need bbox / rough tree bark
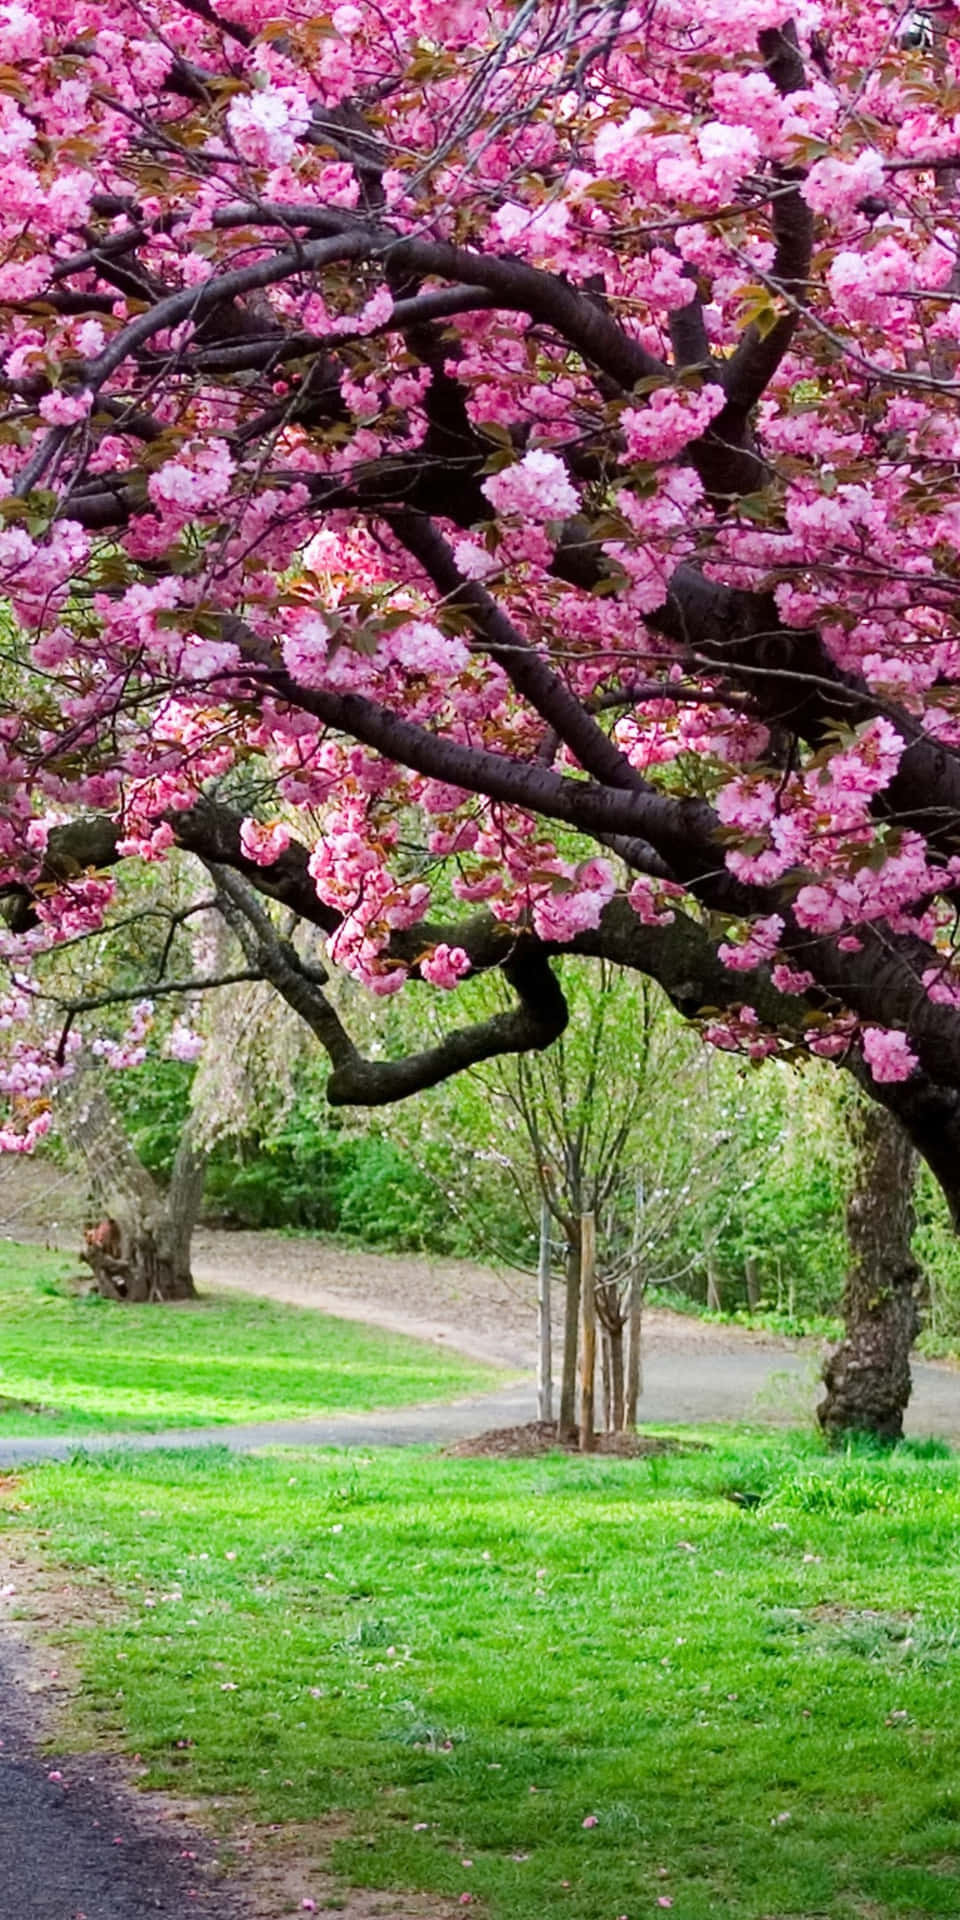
[817,1103,922,1443]
[64,1072,204,1302]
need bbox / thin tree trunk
[609,1324,625,1431]
[745,1256,760,1314]
[626,1273,643,1427]
[164,1120,208,1294]
[559,1219,581,1441]
[600,1327,612,1433]
[706,1252,722,1312]
[537,1201,553,1423]
[580,1212,597,1453]
[818,1102,922,1443]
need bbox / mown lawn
[8,1432,960,1919]
[0,1242,499,1433]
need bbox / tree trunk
[818,1102,922,1443]
[600,1327,612,1432]
[65,1070,204,1302]
[745,1255,760,1313]
[608,1323,625,1431]
[537,1201,553,1422]
[706,1254,722,1312]
[579,1212,597,1453]
[164,1123,208,1293]
[559,1219,581,1441]
[626,1273,643,1427]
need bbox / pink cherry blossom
[226,86,312,168]
[38,389,92,425]
[861,1027,918,1084]
[0,0,956,1175]
[239,818,292,867]
[482,449,579,523]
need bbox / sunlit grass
[9,1431,960,1919]
[0,1241,501,1432]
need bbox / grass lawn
[7,1432,960,1919]
[0,1241,500,1433]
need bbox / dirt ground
[0,1153,790,1375]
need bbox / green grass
[0,1242,500,1433]
[9,1431,960,1918]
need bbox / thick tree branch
[389,511,650,794]
[721,25,815,417]
[211,202,669,389]
[206,862,569,1104]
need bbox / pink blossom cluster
[2,0,960,1139]
[91,1000,154,1071]
[166,1021,205,1063]
[529,859,616,942]
[226,85,312,168]
[239,819,292,867]
[718,914,785,973]
[420,943,471,989]
[860,1027,918,1084]
[481,451,580,524]
[620,386,726,463]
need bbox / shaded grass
[8,1431,960,1918]
[0,1242,500,1432]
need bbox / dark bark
[818,1103,922,1443]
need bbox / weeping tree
[818,1100,922,1444]
[16,856,271,1301]
[65,1064,205,1301]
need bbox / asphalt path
[0,1641,234,1920]
[1,1339,960,1466]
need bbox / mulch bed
[445,1421,709,1459]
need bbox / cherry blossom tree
[3,0,960,1276]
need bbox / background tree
[10,857,250,1298]
[63,1061,205,1301]
[355,959,788,1430]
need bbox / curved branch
[211,201,668,390]
[206,861,568,1106]
[252,655,746,903]
[721,25,815,417]
[389,511,649,793]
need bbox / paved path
[0,1340,959,1466]
[0,1642,233,1919]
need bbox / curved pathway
[1,1337,959,1467]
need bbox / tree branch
[721,25,815,417]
